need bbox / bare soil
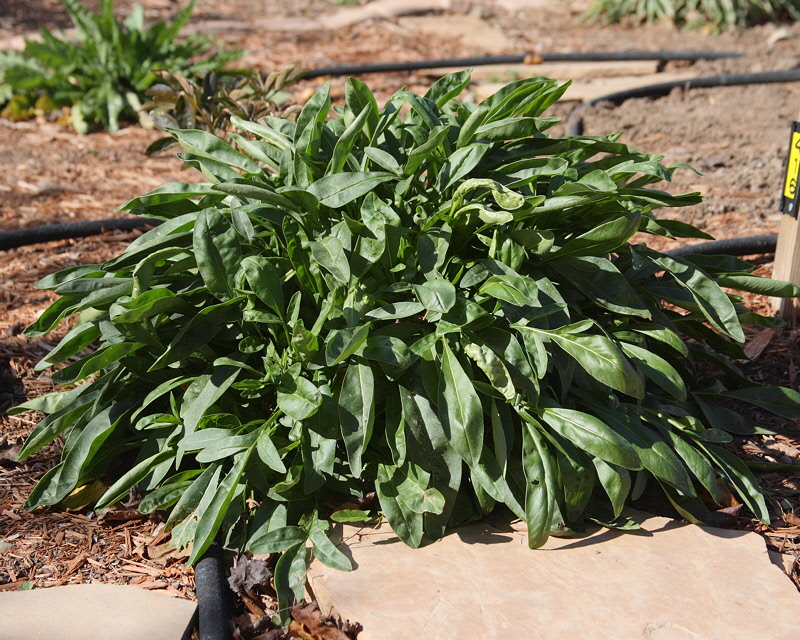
[1,0,799,629]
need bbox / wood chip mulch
[0,233,198,601]
[0,407,196,598]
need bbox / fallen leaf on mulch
[229,556,273,594]
[59,479,108,510]
[744,327,779,360]
[288,602,362,640]
[0,435,21,467]
[713,504,744,528]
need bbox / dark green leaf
[620,342,686,400]
[193,209,242,301]
[308,172,396,208]
[438,340,483,467]
[310,236,351,285]
[309,519,353,572]
[375,463,424,548]
[414,279,457,313]
[721,386,800,419]
[277,376,322,421]
[539,406,641,469]
[339,361,374,477]
[520,415,556,549]
[242,256,284,316]
[248,526,308,554]
[519,326,644,398]
[51,342,143,384]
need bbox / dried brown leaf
[289,602,362,640]
[228,555,273,594]
[782,512,800,527]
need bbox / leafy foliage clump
[142,66,306,156]
[585,0,800,29]
[0,0,240,132]
[15,71,800,609]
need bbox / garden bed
[1,0,799,629]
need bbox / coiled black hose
[304,49,743,78]
[567,68,800,136]
[0,218,161,251]
[194,541,232,640]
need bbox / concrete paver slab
[0,584,196,640]
[309,511,799,640]
[396,15,514,54]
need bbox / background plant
[142,66,306,156]
[13,70,800,614]
[0,0,240,132]
[584,0,800,29]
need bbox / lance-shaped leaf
[51,342,143,384]
[517,325,643,398]
[554,255,651,318]
[464,342,515,400]
[549,211,640,259]
[520,415,556,549]
[308,171,396,208]
[325,324,371,366]
[338,360,375,477]
[310,236,351,285]
[646,251,744,343]
[438,340,483,467]
[35,322,101,371]
[539,406,641,470]
[479,275,538,307]
[242,256,284,316]
[277,376,322,421]
[593,458,631,518]
[620,342,686,400]
[719,386,800,419]
[193,209,242,301]
[414,279,457,313]
[702,444,770,523]
[375,463,424,548]
[168,128,261,174]
[180,365,241,436]
[309,518,353,572]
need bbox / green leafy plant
[14,71,800,612]
[585,0,800,29]
[0,0,240,132]
[142,66,307,156]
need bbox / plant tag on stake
[780,121,800,217]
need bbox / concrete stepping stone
[0,583,196,640]
[308,511,799,640]
[395,15,514,54]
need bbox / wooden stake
[772,111,800,323]
[772,215,800,322]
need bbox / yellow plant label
[784,131,800,200]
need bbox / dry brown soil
[1,0,799,629]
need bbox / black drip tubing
[1,214,778,259]
[194,541,232,640]
[665,234,779,258]
[567,67,800,136]
[0,217,161,251]
[304,49,743,79]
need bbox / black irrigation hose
[0,217,161,251]
[1,214,776,259]
[304,49,743,79]
[665,234,779,258]
[194,541,232,640]
[567,68,800,136]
